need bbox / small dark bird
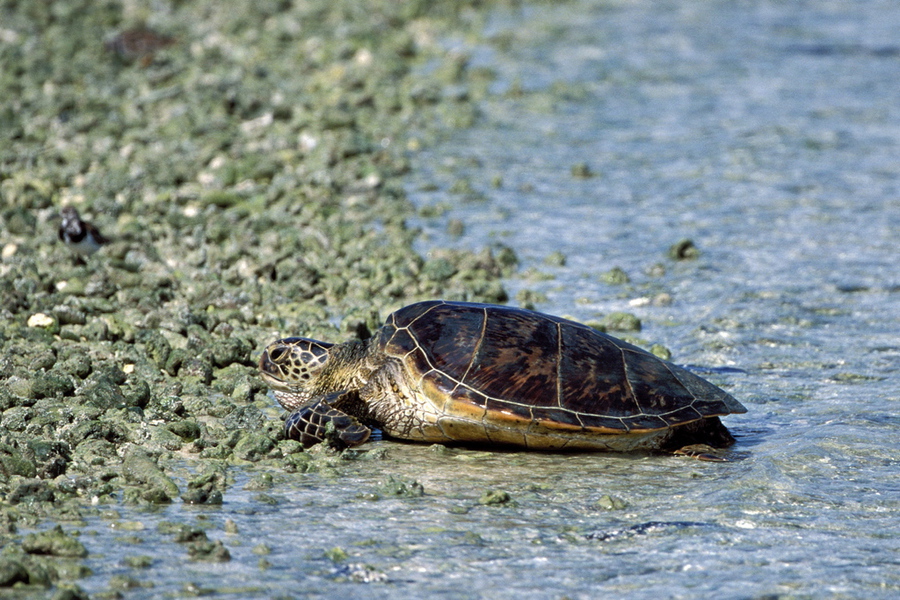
[58,206,109,256]
[105,27,176,65]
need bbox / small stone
[181,487,223,505]
[27,313,59,333]
[600,267,630,285]
[107,574,143,590]
[50,584,91,600]
[669,238,700,260]
[652,292,673,306]
[599,312,642,332]
[335,563,388,583]
[594,494,628,510]
[7,479,53,503]
[122,451,180,500]
[173,525,208,543]
[570,162,594,178]
[232,431,276,462]
[142,486,175,504]
[478,490,511,506]
[243,472,275,491]
[0,558,29,587]
[110,521,145,531]
[252,543,271,555]
[123,555,153,568]
[446,219,465,237]
[646,263,667,277]
[324,547,348,562]
[166,420,201,442]
[187,539,231,562]
[649,344,672,360]
[22,525,88,558]
[252,493,280,505]
[543,251,566,267]
[377,475,424,498]
[516,289,548,310]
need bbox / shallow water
[68,0,899,597]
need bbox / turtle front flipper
[285,393,371,449]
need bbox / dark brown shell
[377,300,745,433]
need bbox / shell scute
[557,323,640,419]
[466,308,560,409]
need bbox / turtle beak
[258,346,286,387]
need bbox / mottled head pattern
[258,337,334,409]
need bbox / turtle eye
[267,346,287,362]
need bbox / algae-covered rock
[377,475,424,498]
[65,419,128,448]
[7,480,55,504]
[210,336,253,368]
[121,451,180,502]
[121,379,151,410]
[78,373,127,410]
[0,443,37,480]
[166,419,202,442]
[181,469,227,505]
[594,495,628,510]
[478,490,512,506]
[0,557,29,587]
[1,407,33,433]
[600,267,630,285]
[599,312,642,332]
[232,432,277,462]
[51,584,91,600]
[669,238,700,260]
[123,555,153,569]
[172,525,209,544]
[649,343,672,361]
[146,425,186,452]
[181,357,214,386]
[138,330,172,369]
[22,525,88,558]
[25,440,70,479]
[57,352,92,380]
[187,540,231,562]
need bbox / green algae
[477,489,513,506]
[22,526,88,559]
[598,311,642,332]
[0,0,536,593]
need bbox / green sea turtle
[259,300,746,452]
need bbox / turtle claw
[673,444,729,462]
[285,400,371,449]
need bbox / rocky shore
[0,0,517,594]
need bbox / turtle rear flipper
[285,397,371,449]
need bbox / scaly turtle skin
[259,300,746,452]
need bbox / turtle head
[259,337,334,410]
